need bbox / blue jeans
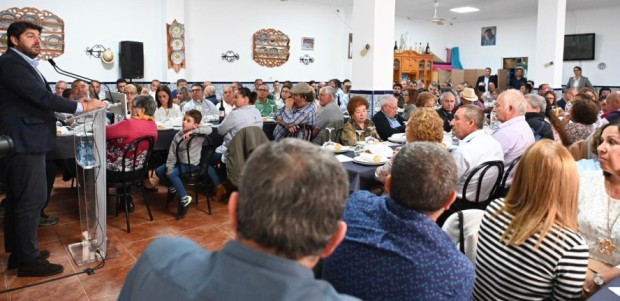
[207,152,223,186]
[155,163,200,199]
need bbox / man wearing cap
[254,84,277,117]
[459,88,483,109]
[372,96,405,141]
[273,83,317,141]
[0,21,106,277]
[311,86,344,145]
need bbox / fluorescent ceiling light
[450,6,479,13]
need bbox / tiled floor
[0,175,232,300]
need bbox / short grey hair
[320,86,336,100]
[500,89,527,115]
[524,93,547,112]
[236,139,349,260]
[390,142,458,211]
[440,91,456,102]
[458,105,484,129]
[381,96,398,107]
[133,95,157,116]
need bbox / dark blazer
[372,110,405,141]
[475,75,498,93]
[0,48,78,153]
[566,77,593,90]
[525,112,554,140]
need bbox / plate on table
[323,143,349,154]
[388,133,406,143]
[353,155,388,166]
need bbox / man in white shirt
[312,86,344,145]
[220,85,235,114]
[182,83,218,115]
[450,105,504,203]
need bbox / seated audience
[182,83,218,115]
[602,91,620,124]
[449,105,503,205]
[401,88,419,121]
[119,139,359,301]
[566,96,599,144]
[579,121,620,298]
[558,87,577,110]
[375,108,444,183]
[492,90,535,185]
[209,87,262,202]
[155,110,211,218]
[312,86,344,145]
[372,96,405,141]
[323,142,474,301]
[475,140,588,300]
[524,94,554,140]
[275,85,290,109]
[543,97,571,146]
[273,83,317,141]
[106,95,159,212]
[254,83,277,117]
[437,92,457,132]
[341,96,381,146]
[153,85,182,123]
[175,86,189,108]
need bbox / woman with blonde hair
[474,140,588,300]
[375,107,443,183]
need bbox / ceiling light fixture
[450,6,479,13]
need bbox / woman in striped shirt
[474,140,589,300]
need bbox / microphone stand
[48,59,113,101]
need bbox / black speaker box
[119,41,144,79]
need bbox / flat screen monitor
[563,33,595,61]
[105,91,128,116]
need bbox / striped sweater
[474,199,588,300]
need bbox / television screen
[563,33,595,61]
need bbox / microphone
[48,59,113,101]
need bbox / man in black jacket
[475,67,498,93]
[372,96,405,141]
[524,94,554,140]
[0,22,106,277]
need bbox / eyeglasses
[190,89,202,93]
[124,91,136,95]
[386,105,398,110]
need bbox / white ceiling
[290,0,620,24]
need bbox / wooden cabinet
[393,50,434,88]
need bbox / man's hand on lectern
[81,98,108,112]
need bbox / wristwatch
[594,273,606,286]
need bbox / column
[533,0,566,89]
[350,0,396,115]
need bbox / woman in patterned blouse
[340,96,381,146]
[566,93,599,144]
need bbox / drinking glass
[355,129,364,142]
[269,104,276,118]
[354,142,365,157]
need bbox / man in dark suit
[372,96,405,141]
[0,22,106,277]
[475,67,498,93]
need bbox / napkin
[365,144,394,158]
[609,287,620,296]
[389,133,406,142]
[359,153,383,163]
[336,155,354,163]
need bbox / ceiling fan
[408,0,452,26]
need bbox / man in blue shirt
[119,139,359,301]
[323,142,475,301]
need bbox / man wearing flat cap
[273,83,317,141]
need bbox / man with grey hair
[220,85,235,114]
[372,96,405,140]
[323,142,475,300]
[55,80,68,96]
[448,105,503,211]
[437,91,457,132]
[558,87,577,110]
[428,81,440,97]
[492,90,535,185]
[204,84,218,105]
[120,139,358,301]
[312,86,344,144]
[524,94,554,140]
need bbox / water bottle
[490,112,500,131]
[84,140,96,167]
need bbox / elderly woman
[154,85,182,124]
[107,95,159,211]
[341,96,381,146]
[579,121,620,298]
[273,83,317,141]
[375,108,444,183]
[566,96,599,144]
[475,140,588,300]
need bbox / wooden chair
[106,136,155,233]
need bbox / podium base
[68,240,121,266]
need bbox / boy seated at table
[155,109,211,218]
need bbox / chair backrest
[500,155,522,192]
[461,160,504,204]
[286,123,313,141]
[175,134,207,178]
[226,126,269,187]
[111,135,155,184]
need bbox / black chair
[335,128,344,144]
[495,155,522,198]
[165,135,213,217]
[106,136,155,233]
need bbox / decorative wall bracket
[299,54,314,65]
[221,51,239,63]
[85,44,106,58]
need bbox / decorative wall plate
[45,35,62,49]
[171,50,184,65]
[170,38,184,51]
[0,34,6,48]
[0,12,16,27]
[169,23,184,38]
[252,28,290,68]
